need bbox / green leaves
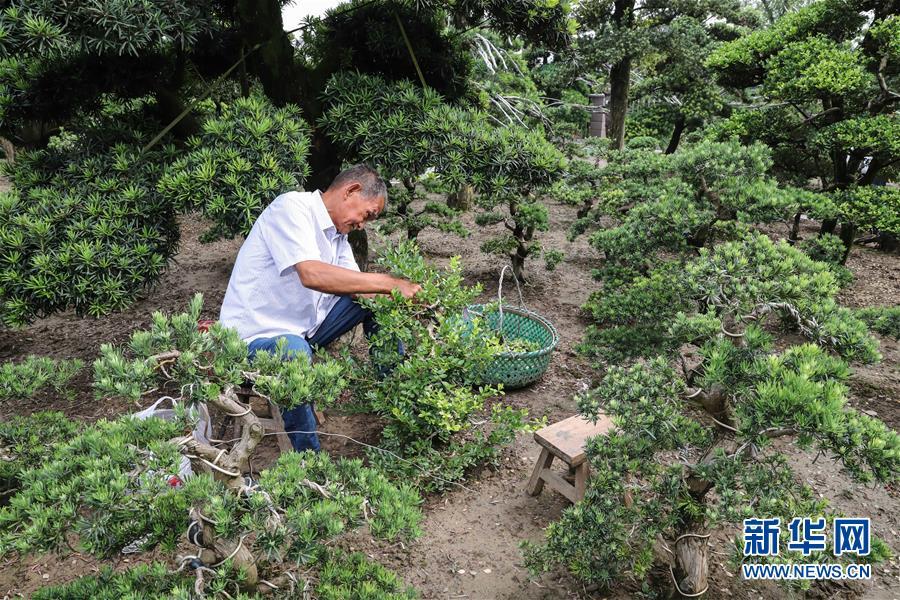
[351,242,526,490]
[764,37,868,100]
[855,305,900,340]
[94,294,350,412]
[706,0,866,88]
[0,355,82,402]
[360,242,500,441]
[251,343,347,411]
[157,95,312,241]
[0,415,184,557]
[320,72,479,239]
[0,131,178,327]
[0,1,213,61]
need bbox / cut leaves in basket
[498,336,542,354]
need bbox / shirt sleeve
[260,197,322,276]
[335,236,360,272]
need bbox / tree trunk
[665,114,686,155]
[672,532,710,598]
[179,386,263,491]
[447,184,474,211]
[876,231,898,252]
[789,211,802,243]
[510,252,526,283]
[349,230,369,271]
[839,221,856,264]
[234,0,299,106]
[192,506,259,589]
[608,57,631,151]
[153,86,200,138]
[820,218,838,235]
[607,0,635,151]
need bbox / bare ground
[1,200,899,599]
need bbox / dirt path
[2,200,899,599]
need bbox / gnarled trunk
[673,532,710,598]
[447,184,474,211]
[178,385,264,491]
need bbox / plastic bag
[133,396,213,481]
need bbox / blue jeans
[247,295,377,452]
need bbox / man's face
[335,185,384,235]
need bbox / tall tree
[575,0,756,149]
[707,0,900,255]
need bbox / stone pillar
[588,93,607,138]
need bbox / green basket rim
[467,303,559,359]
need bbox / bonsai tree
[527,234,896,596]
[581,233,880,366]
[0,295,422,595]
[157,94,312,241]
[571,138,825,277]
[706,0,900,256]
[318,72,480,240]
[470,124,566,281]
[525,342,898,596]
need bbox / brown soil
[1,200,899,600]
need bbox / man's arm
[295,261,421,298]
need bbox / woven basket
[468,303,559,389]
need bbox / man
[220,164,420,452]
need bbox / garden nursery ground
[1,192,899,600]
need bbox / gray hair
[327,164,388,204]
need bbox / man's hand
[394,279,422,299]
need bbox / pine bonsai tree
[157,94,312,241]
[470,124,566,281]
[581,233,880,365]
[0,0,215,141]
[0,295,422,595]
[572,138,823,276]
[706,0,900,256]
[318,72,480,240]
[525,342,898,595]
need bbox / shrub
[0,355,82,401]
[157,94,312,241]
[320,72,565,278]
[0,137,178,326]
[35,550,418,600]
[31,563,193,600]
[856,306,900,340]
[833,185,900,249]
[705,1,900,259]
[685,234,880,363]
[357,242,529,491]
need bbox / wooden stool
[233,386,326,455]
[527,414,614,503]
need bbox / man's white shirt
[219,190,359,342]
